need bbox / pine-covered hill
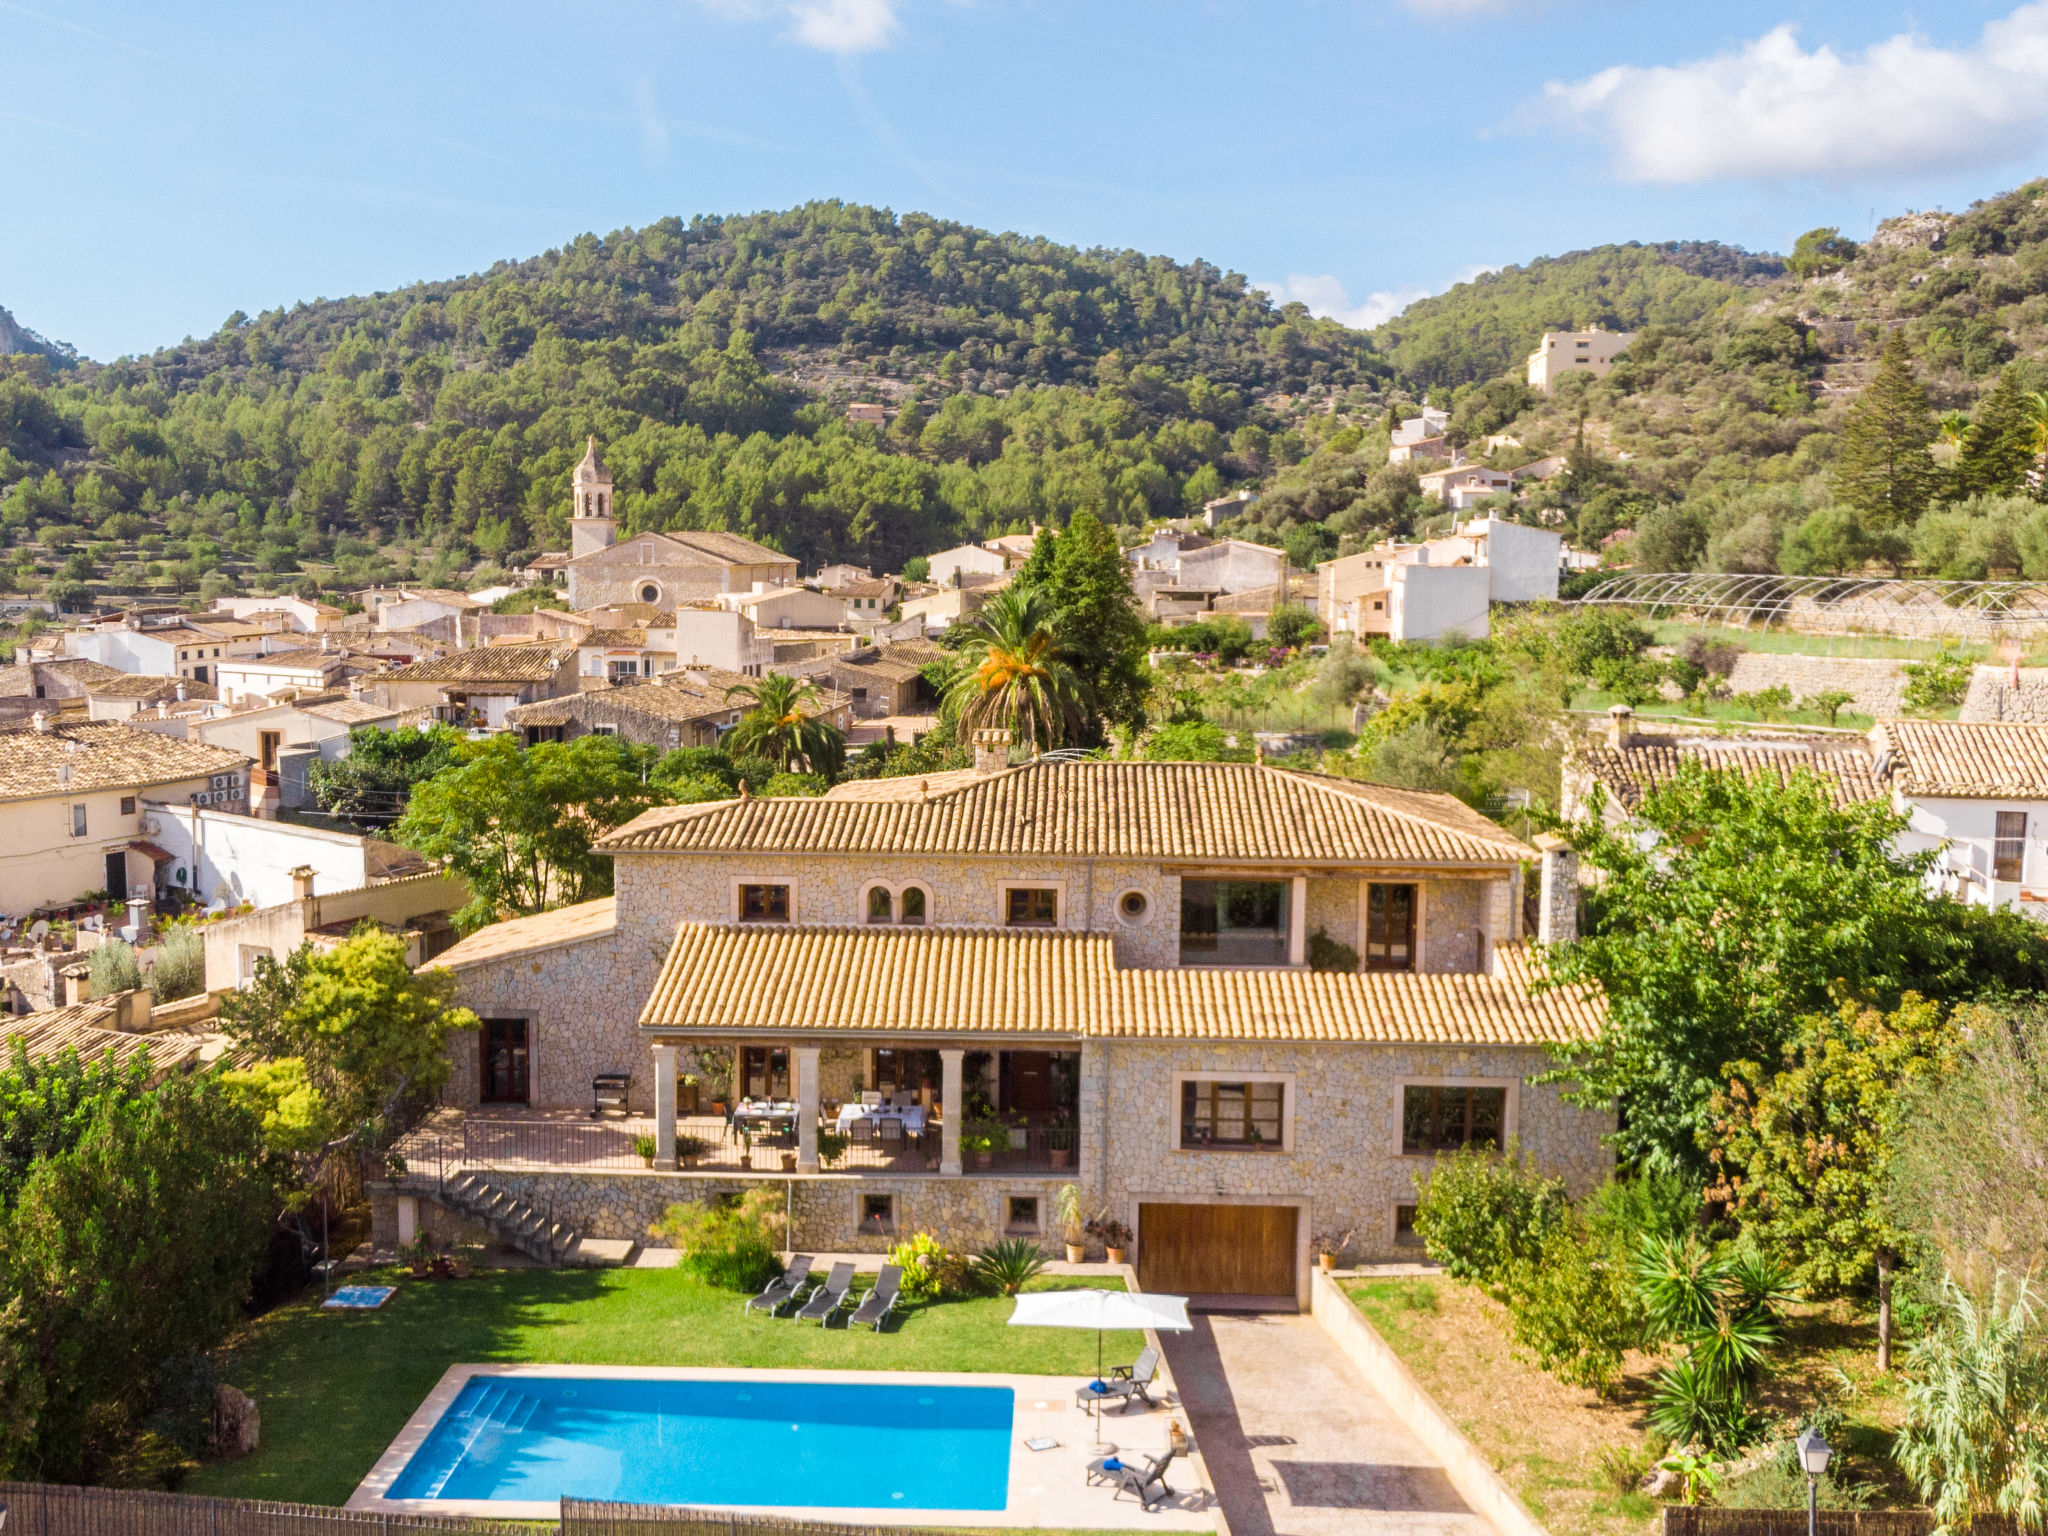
[0,202,1394,599]
[1370,241,1785,393]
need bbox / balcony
[392,1108,1077,1181]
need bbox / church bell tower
[570,436,616,559]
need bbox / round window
[1117,889,1150,924]
[639,583,661,604]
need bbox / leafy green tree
[1138,719,1251,762]
[0,1059,280,1478]
[1413,1143,1568,1285]
[1012,510,1148,737]
[219,928,478,1169]
[1497,1212,1646,1397]
[307,723,464,828]
[723,673,847,778]
[1951,369,2036,498]
[1545,763,2048,1172]
[945,585,1090,751]
[87,939,141,996]
[1266,603,1322,650]
[393,734,660,923]
[1894,1274,2048,1536]
[1785,227,1862,278]
[1830,330,1941,528]
[1711,996,1953,1369]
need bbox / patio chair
[795,1261,855,1325]
[1077,1345,1160,1414]
[848,1264,901,1332]
[744,1255,814,1316]
[849,1117,874,1145]
[1086,1447,1177,1510]
[878,1117,906,1150]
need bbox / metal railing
[958,1119,1076,1174]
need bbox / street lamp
[1796,1426,1833,1536]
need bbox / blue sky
[7,0,2048,361]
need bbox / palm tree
[723,673,846,778]
[1936,409,1971,450]
[2022,391,2048,492]
[945,585,1090,751]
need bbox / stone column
[940,1048,964,1176]
[796,1045,821,1171]
[653,1043,676,1164]
[1288,875,1308,966]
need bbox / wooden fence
[1662,1509,2017,1536]
[0,1482,532,1535]
[0,1485,901,1536]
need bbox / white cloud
[1545,2,2048,182]
[1259,268,1498,330]
[696,0,898,52]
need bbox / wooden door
[480,1019,530,1104]
[1003,1051,1055,1115]
[1137,1203,1297,1300]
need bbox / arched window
[866,886,893,923]
[899,886,927,925]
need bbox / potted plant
[1047,1111,1075,1170]
[399,1232,435,1278]
[739,1130,755,1169]
[780,1147,798,1172]
[679,1072,701,1116]
[1086,1215,1132,1266]
[817,1131,849,1169]
[674,1133,710,1169]
[961,1127,1002,1170]
[1054,1183,1087,1263]
[631,1132,658,1169]
[1312,1228,1354,1272]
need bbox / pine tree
[1831,330,1940,528]
[1952,367,2034,499]
[1013,510,1149,742]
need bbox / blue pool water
[387,1376,1014,1510]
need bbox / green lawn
[188,1266,1145,1509]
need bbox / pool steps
[413,1384,544,1500]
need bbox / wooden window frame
[1364,882,1420,973]
[1172,1070,1294,1153]
[733,879,795,923]
[1994,810,2028,883]
[1000,882,1061,928]
[1395,1078,1517,1157]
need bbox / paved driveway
[1159,1311,1500,1536]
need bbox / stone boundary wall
[1310,1267,1551,1536]
[1961,665,2048,723]
[1724,654,1905,717]
[458,1169,1085,1251]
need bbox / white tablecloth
[834,1104,928,1135]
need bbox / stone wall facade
[1961,665,2048,723]
[1724,654,1905,718]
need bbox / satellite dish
[28,921,49,940]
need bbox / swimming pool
[385,1374,1014,1511]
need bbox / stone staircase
[438,1171,630,1267]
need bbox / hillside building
[1527,329,1636,392]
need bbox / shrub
[1498,1216,1646,1398]
[972,1237,1048,1296]
[1903,653,1973,712]
[1413,1143,1567,1285]
[1594,1443,1653,1496]
[886,1231,965,1303]
[88,939,142,996]
[654,1188,783,1292]
[816,1131,849,1168]
[150,924,205,1001]
[1307,928,1359,973]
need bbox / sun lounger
[1076,1344,1160,1414]
[795,1261,854,1325]
[1087,1446,1177,1510]
[848,1264,901,1331]
[744,1255,814,1316]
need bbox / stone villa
[403,737,1610,1307]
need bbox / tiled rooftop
[600,759,1533,866]
[1873,719,2048,798]
[374,643,577,685]
[1573,733,1886,810]
[0,720,249,802]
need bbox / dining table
[733,1099,800,1139]
[833,1101,929,1136]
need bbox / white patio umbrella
[1009,1288,1192,1450]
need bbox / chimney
[1606,702,1635,750]
[31,711,49,734]
[115,988,153,1033]
[290,865,316,903]
[175,682,186,702]
[1534,833,1579,945]
[972,728,1013,776]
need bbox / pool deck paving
[348,1362,1220,1529]
[1159,1311,1501,1536]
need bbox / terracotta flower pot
[1106,1246,1127,1265]
[1065,1243,1086,1264]
[1319,1252,1338,1271]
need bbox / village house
[0,716,250,917]
[1527,328,1636,392]
[507,673,750,750]
[1318,516,1563,644]
[365,643,581,729]
[399,740,1611,1304]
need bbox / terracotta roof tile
[1872,720,2048,798]
[633,924,1597,1045]
[374,643,577,685]
[432,897,616,970]
[1574,734,1885,810]
[602,760,1532,866]
[0,1002,210,1075]
[0,720,248,802]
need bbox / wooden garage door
[1137,1203,1297,1299]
